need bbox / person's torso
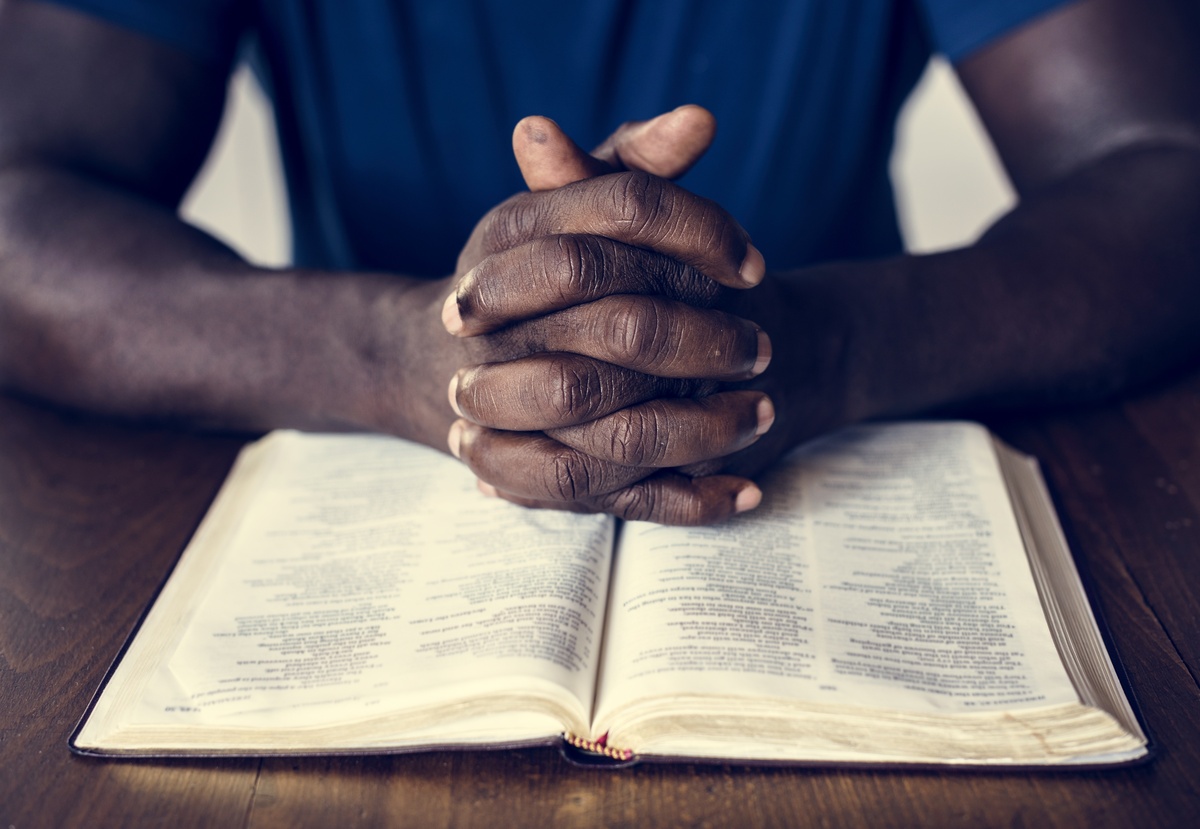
[250,0,930,274]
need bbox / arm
[0,2,446,440]
[0,3,768,523]
[726,0,1200,475]
[815,0,1200,430]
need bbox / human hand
[441,108,776,524]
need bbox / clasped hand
[441,108,776,525]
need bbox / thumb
[513,105,717,192]
[593,104,716,180]
[512,115,610,192]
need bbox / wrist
[737,258,946,453]
[352,273,462,449]
[175,265,455,444]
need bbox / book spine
[563,732,634,761]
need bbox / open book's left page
[74,431,614,754]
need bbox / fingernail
[442,291,464,335]
[751,328,772,376]
[447,373,463,416]
[755,396,775,436]
[738,244,765,287]
[735,484,762,513]
[447,419,466,458]
[477,479,498,498]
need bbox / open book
[72,422,1148,766]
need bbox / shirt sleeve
[917,0,1078,62]
[37,0,249,67]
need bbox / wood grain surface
[3,377,1199,829]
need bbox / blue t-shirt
[49,0,1070,275]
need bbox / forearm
[0,163,451,442]
[803,144,1200,427]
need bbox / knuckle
[602,479,711,525]
[605,300,670,366]
[607,170,675,240]
[604,172,744,274]
[543,234,610,304]
[606,477,728,526]
[607,407,667,467]
[543,359,602,424]
[546,449,593,501]
[480,192,539,254]
[604,484,657,523]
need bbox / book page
[593,422,1079,730]
[91,432,613,738]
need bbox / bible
[71,421,1148,766]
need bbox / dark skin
[1,0,1198,525]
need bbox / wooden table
[4,377,1200,829]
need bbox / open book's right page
[592,422,1110,763]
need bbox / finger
[513,116,610,191]
[513,106,717,193]
[445,234,723,336]
[472,171,765,290]
[590,104,716,180]
[545,391,775,468]
[475,294,771,381]
[448,420,649,501]
[449,353,706,431]
[535,295,768,379]
[484,471,763,526]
